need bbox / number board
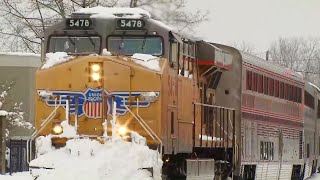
[66,18,93,29]
[117,19,145,29]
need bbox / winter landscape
[0,0,320,180]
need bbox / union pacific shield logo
[83,89,103,119]
[37,89,160,118]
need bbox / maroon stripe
[241,107,303,122]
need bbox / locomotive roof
[74,6,151,19]
[240,51,304,83]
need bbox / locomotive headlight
[89,62,102,82]
[91,64,101,72]
[118,126,128,136]
[91,73,101,81]
[52,124,63,135]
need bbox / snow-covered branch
[0,81,33,139]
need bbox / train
[27,6,320,180]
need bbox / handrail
[27,97,65,164]
[120,97,162,156]
[136,99,162,156]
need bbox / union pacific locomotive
[28,7,320,180]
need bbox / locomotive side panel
[212,44,242,176]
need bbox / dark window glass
[305,91,315,109]
[258,74,263,93]
[280,82,284,99]
[275,80,279,97]
[253,73,258,92]
[298,88,302,103]
[49,36,101,54]
[108,36,163,56]
[284,84,288,100]
[264,76,268,95]
[269,78,274,96]
[246,71,252,90]
[293,86,297,102]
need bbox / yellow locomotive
[29,7,236,179]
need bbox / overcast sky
[187,0,320,53]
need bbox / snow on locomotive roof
[240,51,304,82]
[75,6,151,19]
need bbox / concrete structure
[0,52,41,137]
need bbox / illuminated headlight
[118,126,128,136]
[91,64,101,72]
[52,124,63,135]
[91,73,101,81]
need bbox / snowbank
[199,134,222,141]
[76,6,151,19]
[102,48,112,56]
[0,172,33,180]
[53,121,78,138]
[0,110,8,116]
[41,52,74,69]
[131,53,161,71]
[30,134,162,180]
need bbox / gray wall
[0,53,41,138]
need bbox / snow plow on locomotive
[27,7,238,180]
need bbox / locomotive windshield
[48,36,101,54]
[107,36,163,56]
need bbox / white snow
[0,172,33,180]
[36,135,54,157]
[0,110,8,116]
[149,19,173,31]
[76,6,151,19]
[131,53,161,71]
[199,134,222,141]
[140,92,158,102]
[41,52,74,69]
[295,71,304,78]
[102,48,112,56]
[131,131,146,145]
[309,173,320,179]
[52,121,78,138]
[38,90,53,98]
[184,70,189,77]
[29,134,162,180]
[0,91,7,98]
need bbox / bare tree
[269,37,320,85]
[233,41,257,54]
[0,0,208,53]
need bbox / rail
[193,102,236,176]
[27,97,66,164]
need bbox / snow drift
[30,134,162,180]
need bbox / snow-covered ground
[0,172,32,180]
[0,132,162,180]
[2,171,320,180]
[308,173,320,179]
